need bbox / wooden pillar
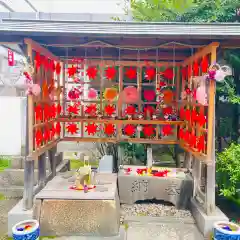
[205,45,218,215]
[48,146,57,177]
[38,152,46,188]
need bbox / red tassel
[201,56,209,73]
[181,67,187,80]
[188,65,192,79]
[193,61,199,76]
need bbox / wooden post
[38,152,46,188]
[23,43,35,210]
[48,146,57,177]
[205,45,218,215]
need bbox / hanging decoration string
[44,40,205,52]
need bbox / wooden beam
[62,59,180,67]
[181,42,220,67]
[62,137,178,145]
[58,117,184,125]
[24,38,60,61]
[60,54,186,61]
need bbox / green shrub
[216,143,240,197]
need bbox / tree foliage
[130,0,239,22]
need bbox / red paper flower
[201,56,209,73]
[144,106,155,117]
[105,67,116,80]
[67,123,79,134]
[159,81,167,87]
[68,104,79,115]
[55,122,61,135]
[85,104,97,116]
[193,61,199,76]
[125,105,136,115]
[57,104,62,115]
[143,90,155,102]
[68,88,81,100]
[85,123,98,135]
[179,127,184,140]
[143,125,155,137]
[162,68,174,80]
[104,124,115,136]
[163,107,172,115]
[162,125,173,136]
[43,104,50,121]
[86,66,98,79]
[35,105,42,121]
[50,124,56,138]
[68,66,77,77]
[189,132,197,148]
[44,58,49,71]
[197,111,206,126]
[188,65,192,78]
[55,63,61,75]
[183,130,190,143]
[179,107,185,120]
[125,67,137,80]
[145,68,156,80]
[191,109,198,122]
[197,135,205,152]
[35,129,42,147]
[34,52,41,69]
[185,88,191,95]
[185,109,191,121]
[105,105,115,116]
[43,127,50,142]
[51,61,55,72]
[124,124,135,136]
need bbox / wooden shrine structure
[2,19,240,217]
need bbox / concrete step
[0,185,23,198]
[0,169,50,186]
[10,156,51,170]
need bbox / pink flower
[88,88,98,99]
[122,86,139,104]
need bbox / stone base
[33,174,120,237]
[190,198,229,237]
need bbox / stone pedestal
[33,174,120,237]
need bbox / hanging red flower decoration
[125,67,137,80]
[105,67,116,80]
[55,122,61,135]
[162,125,173,136]
[34,52,41,69]
[143,89,156,102]
[197,111,206,127]
[125,105,136,115]
[185,109,191,121]
[192,89,197,100]
[66,123,79,134]
[68,88,81,100]
[104,124,115,136]
[162,68,174,80]
[44,58,49,71]
[163,107,172,115]
[159,81,167,87]
[51,61,55,72]
[85,104,97,116]
[105,105,116,116]
[201,56,209,73]
[35,129,43,147]
[50,104,57,118]
[179,107,185,120]
[193,61,199,76]
[179,127,184,140]
[57,104,62,115]
[124,124,135,136]
[35,105,42,121]
[191,109,198,122]
[68,104,79,115]
[43,104,50,121]
[197,135,205,152]
[68,66,77,77]
[189,132,197,148]
[55,63,61,75]
[144,106,155,117]
[50,124,56,138]
[145,68,156,81]
[85,123,98,135]
[183,130,190,143]
[143,125,155,137]
[185,87,191,95]
[86,66,98,80]
[43,127,50,142]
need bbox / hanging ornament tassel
[201,56,209,73]
[193,61,199,76]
